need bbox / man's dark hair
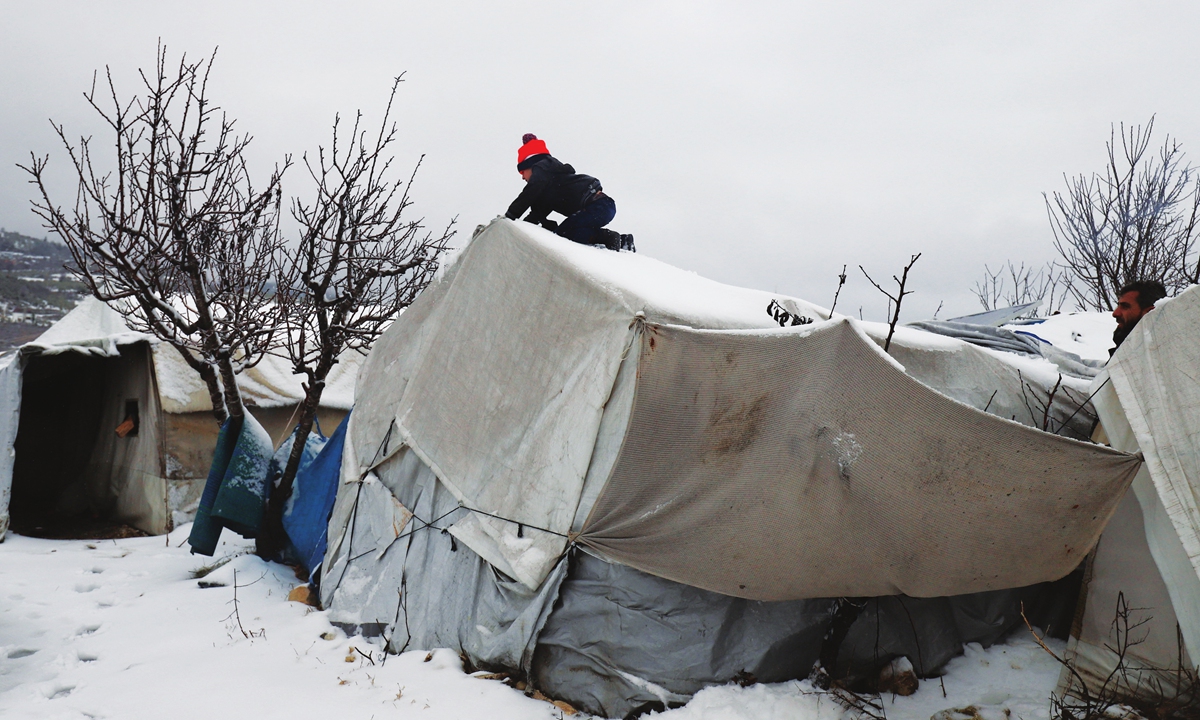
[1118,279,1168,308]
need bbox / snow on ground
[0,528,562,720]
[2,525,1065,720]
[649,635,1063,720]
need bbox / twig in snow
[225,568,267,639]
[860,253,922,353]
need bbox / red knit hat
[517,133,549,168]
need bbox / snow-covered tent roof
[330,218,1139,596]
[322,219,1152,715]
[15,296,361,411]
[0,296,364,540]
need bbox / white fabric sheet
[1093,285,1200,663]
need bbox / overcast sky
[3,1,1199,320]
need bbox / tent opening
[8,351,134,538]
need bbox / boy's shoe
[619,234,636,252]
[593,229,622,251]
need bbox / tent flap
[579,320,1141,600]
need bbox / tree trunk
[197,363,229,425]
[216,350,245,422]
[256,378,326,562]
[171,343,229,425]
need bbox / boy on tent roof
[505,134,635,252]
[1111,279,1167,355]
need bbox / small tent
[321,219,1141,716]
[0,298,361,539]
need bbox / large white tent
[0,297,361,538]
[321,219,1143,715]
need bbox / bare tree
[1047,117,1200,311]
[261,76,455,558]
[21,44,287,425]
[972,261,1072,316]
[860,253,921,353]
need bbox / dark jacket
[506,155,601,225]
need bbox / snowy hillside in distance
[0,527,1064,720]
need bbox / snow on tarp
[11,295,365,413]
[188,413,274,555]
[24,296,151,356]
[152,340,363,413]
[340,218,1141,596]
[1004,312,1117,362]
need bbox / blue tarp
[188,413,274,555]
[267,420,328,505]
[284,411,350,580]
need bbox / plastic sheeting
[188,413,273,555]
[1103,285,1200,657]
[323,446,564,674]
[284,413,347,578]
[1064,287,1200,697]
[907,319,1103,381]
[578,320,1140,599]
[536,553,1081,718]
[385,225,632,589]
[322,445,1085,718]
[342,219,1133,593]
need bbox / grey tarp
[323,441,1080,719]
[533,552,1080,718]
[578,320,1141,599]
[907,319,1104,381]
[907,319,1046,356]
[323,444,566,674]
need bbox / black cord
[1054,377,1110,437]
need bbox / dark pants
[557,196,616,245]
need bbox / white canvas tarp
[336,218,1140,597]
[577,319,1139,599]
[1067,285,1200,689]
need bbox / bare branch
[860,253,921,353]
[21,44,288,424]
[260,75,454,560]
[1047,117,1200,311]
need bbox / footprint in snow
[7,648,38,659]
[75,624,101,636]
[77,651,98,662]
[46,685,75,699]
[75,583,99,593]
